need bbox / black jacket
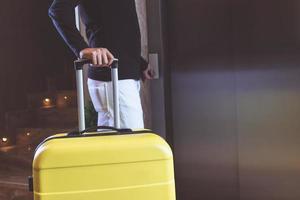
[48,0,148,81]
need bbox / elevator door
[166,0,300,200]
[166,1,239,199]
[235,1,300,200]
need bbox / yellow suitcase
[29,60,176,199]
[31,129,176,200]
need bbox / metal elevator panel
[164,0,300,199]
[165,0,239,199]
[234,1,300,199]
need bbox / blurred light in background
[2,137,8,143]
[43,98,52,108]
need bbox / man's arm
[49,0,114,65]
[48,0,88,57]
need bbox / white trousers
[87,78,144,129]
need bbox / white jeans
[87,78,144,129]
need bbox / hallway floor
[0,128,72,200]
[0,144,33,200]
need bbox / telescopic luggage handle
[74,58,120,131]
[74,58,119,70]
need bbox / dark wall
[0,1,75,127]
[165,0,300,199]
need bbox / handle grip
[74,58,119,70]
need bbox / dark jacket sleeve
[48,0,88,57]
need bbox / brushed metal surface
[165,0,239,199]
[234,1,300,199]
[164,0,300,199]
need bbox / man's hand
[142,64,155,81]
[80,48,114,67]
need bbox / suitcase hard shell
[30,59,176,199]
[32,131,176,200]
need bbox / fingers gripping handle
[74,59,120,131]
[74,58,119,70]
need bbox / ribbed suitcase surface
[32,131,176,200]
